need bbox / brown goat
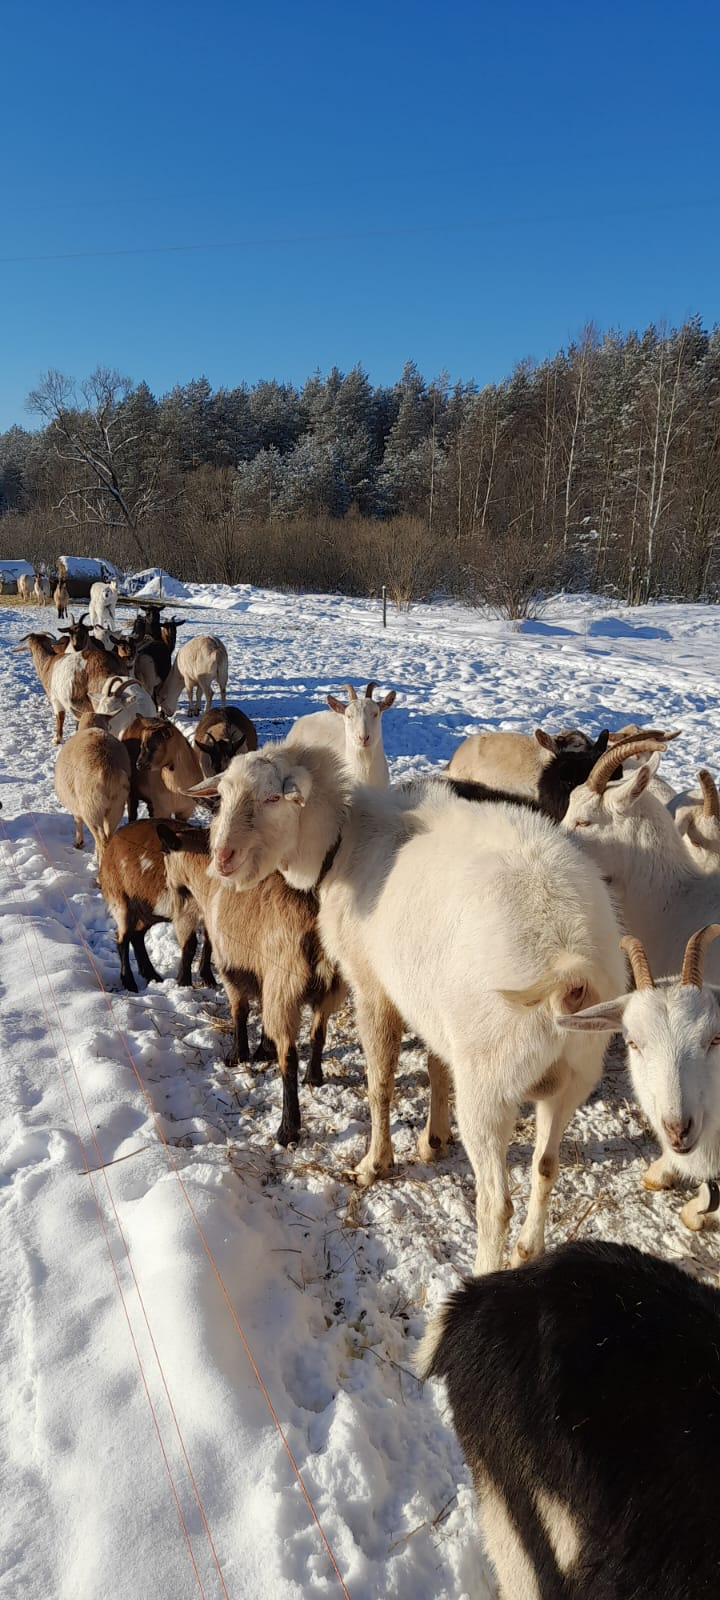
[194,705,258,777]
[121,716,204,821]
[15,633,92,742]
[54,729,131,860]
[158,825,346,1146]
[98,820,214,992]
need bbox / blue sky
[1,0,718,430]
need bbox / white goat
[667,768,720,873]
[562,735,720,982]
[17,573,32,602]
[158,635,228,716]
[558,925,720,1230]
[88,580,118,632]
[290,681,396,787]
[89,675,158,735]
[195,744,625,1273]
[32,572,50,604]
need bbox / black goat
[420,1240,720,1600]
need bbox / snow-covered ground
[1,584,718,1600]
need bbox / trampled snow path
[0,586,718,1600]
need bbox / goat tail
[500,953,596,1016]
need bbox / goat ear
[555,995,630,1032]
[379,690,396,712]
[534,728,556,753]
[594,729,610,754]
[186,776,221,797]
[156,822,182,853]
[282,774,307,806]
[194,738,214,755]
[326,695,347,715]
[609,756,659,811]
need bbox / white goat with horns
[558,924,720,1231]
[193,742,624,1273]
[562,734,720,982]
[290,681,396,787]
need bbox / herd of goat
[10,580,720,1598]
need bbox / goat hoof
[276,1121,301,1148]
[304,1064,324,1088]
[680,1199,707,1232]
[353,1154,392,1188]
[417,1131,450,1163]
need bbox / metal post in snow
[382,585,387,628]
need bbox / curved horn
[698,769,720,820]
[585,736,667,796]
[681,925,720,988]
[342,683,358,701]
[620,935,655,990]
[365,681,377,699]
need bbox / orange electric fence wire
[0,821,226,1600]
[26,813,354,1600]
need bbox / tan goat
[157,635,229,715]
[121,716,204,820]
[54,728,131,861]
[98,820,215,992]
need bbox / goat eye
[264,794,282,805]
[708,1035,720,1050]
[574,820,592,829]
[626,1040,639,1051]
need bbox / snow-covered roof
[58,556,123,580]
[129,569,190,600]
[0,559,34,578]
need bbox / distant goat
[290,681,396,787]
[419,1240,720,1600]
[53,581,69,620]
[157,635,229,716]
[89,580,118,632]
[17,573,32,602]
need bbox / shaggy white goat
[158,635,228,715]
[88,580,118,632]
[667,768,720,873]
[562,734,720,982]
[290,681,396,787]
[559,925,720,1230]
[17,574,32,602]
[194,744,625,1273]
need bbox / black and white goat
[419,1239,720,1600]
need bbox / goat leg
[131,931,163,984]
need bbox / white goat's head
[194,741,347,893]
[677,770,720,874]
[198,747,311,888]
[561,735,669,847]
[558,927,720,1162]
[326,681,396,755]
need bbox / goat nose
[214,845,236,876]
[662,1117,693,1151]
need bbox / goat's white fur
[558,957,720,1227]
[562,756,720,981]
[158,635,228,716]
[88,580,118,632]
[89,676,158,735]
[290,682,396,788]
[202,744,625,1272]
